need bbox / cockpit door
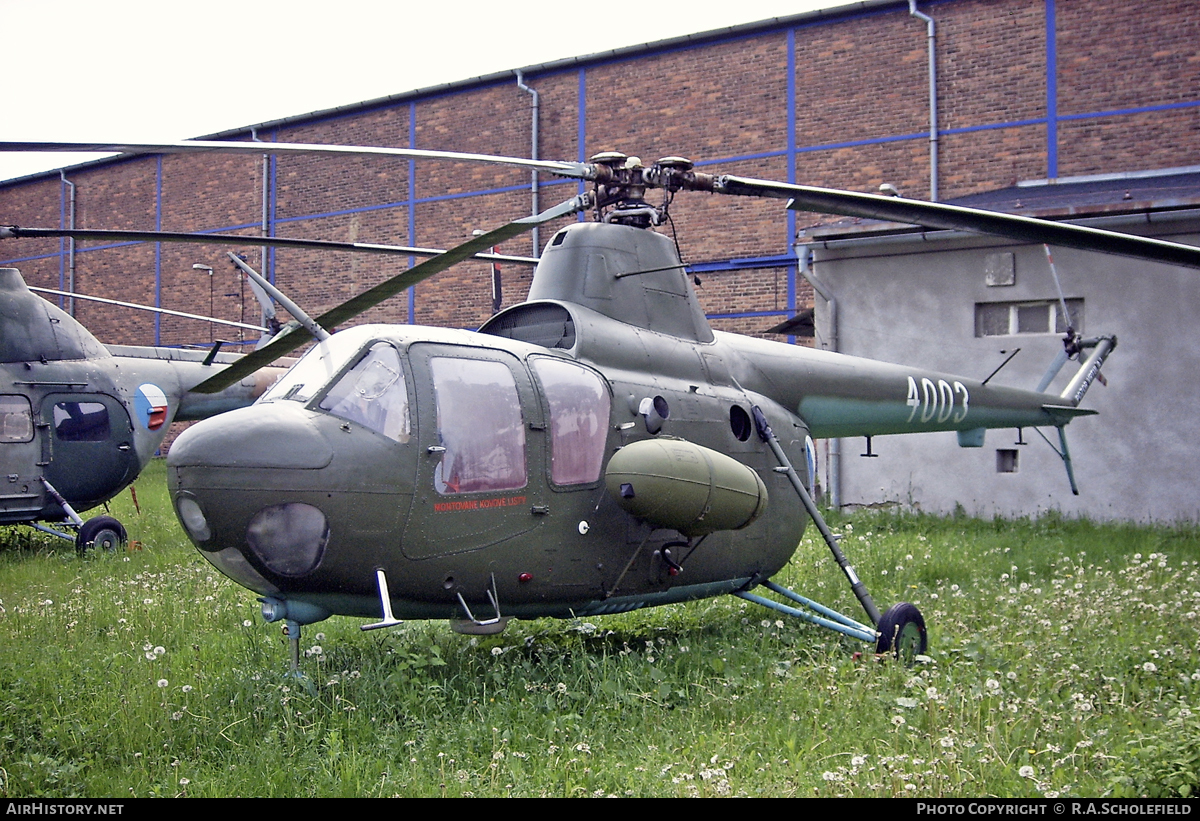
[403,344,547,559]
[41,393,137,507]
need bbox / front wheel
[76,515,127,553]
[875,602,927,662]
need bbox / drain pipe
[797,242,841,509]
[60,171,76,315]
[516,71,540,256]
[251,129,270,332]
[909,0,939,201]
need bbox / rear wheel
[875,602,927,663]
[76,515,127,553]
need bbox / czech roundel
[135,384,169,431]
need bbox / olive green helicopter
[7,140,1200,667]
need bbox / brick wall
[2,0,1197,348]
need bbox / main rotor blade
[0,140,592,181]
[716,175,1200,270]
[28,286,267,332]
[0,226,537,266]
[188,193,589,394]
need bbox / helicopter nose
[167,403,333,471]
[167,403,336,590]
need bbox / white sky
[1,0,843,182]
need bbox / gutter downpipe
[251,129,270,331]
[797,242,841,509]
[516,71,540,256]
[909,0,939,201]
[60,171,76,315]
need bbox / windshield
[318,342,410,442]
[258,329,378,405]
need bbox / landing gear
[75,515,127,553]
[740,405,931,663]
[875,602,928,661]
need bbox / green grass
[1,460,1198,797]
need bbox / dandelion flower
[157,679,169,688]
[1019,765,1036,779]
[1143,662,1158,673]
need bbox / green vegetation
[1,460,1198,797]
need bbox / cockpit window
[318,343,410,442]
[259,332,369,405]
[53,402,109,442]
[431,357,526,494]
[531,358,609,485]
[0,395,33,443]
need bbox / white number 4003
[906,376,969,424]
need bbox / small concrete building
[802,168,1200,521]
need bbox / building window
[975,299,1082,337]
[996,449,1019,473]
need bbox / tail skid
[1033,332,1116,495]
